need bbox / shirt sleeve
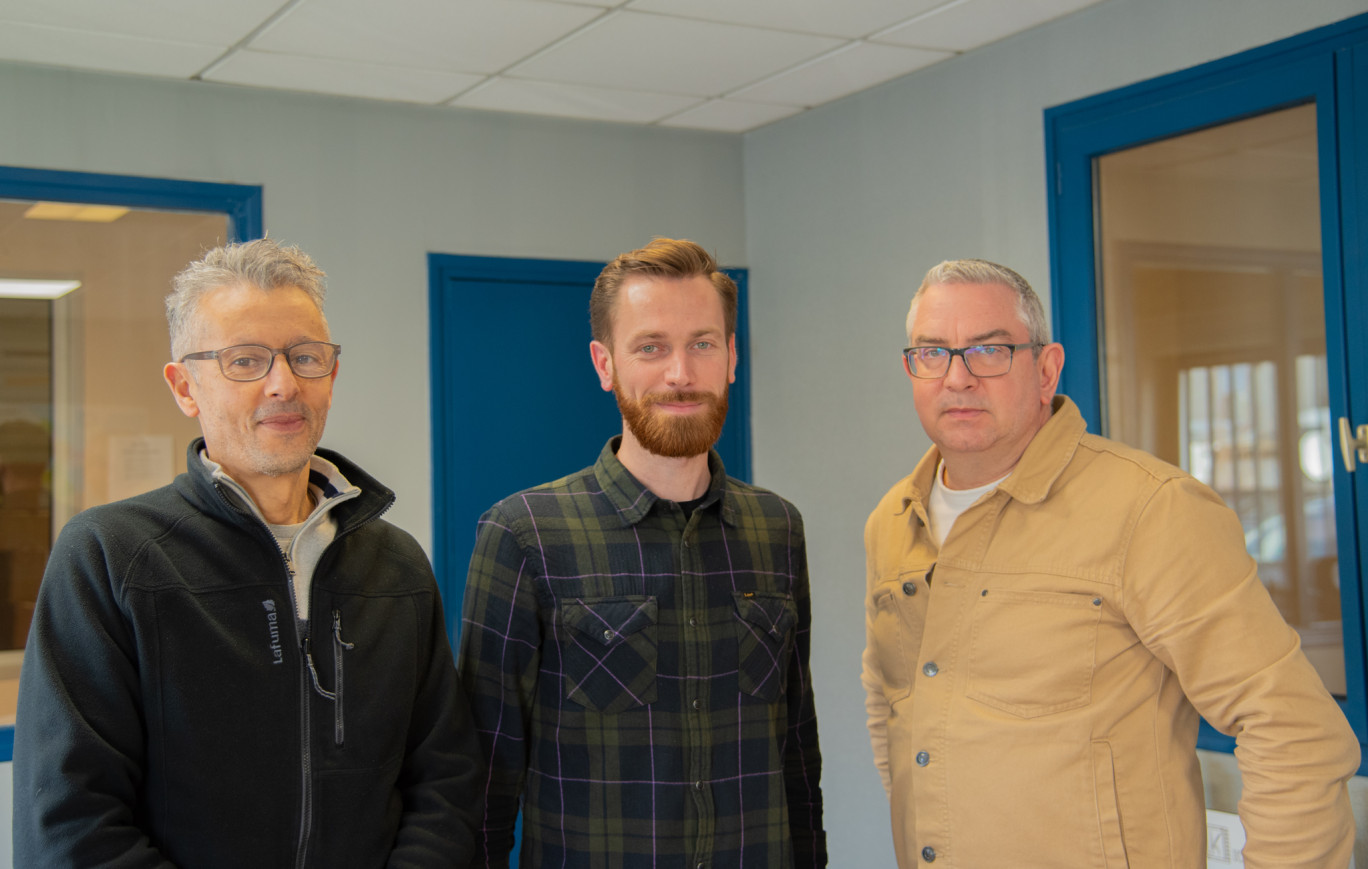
[387,559,487,867]
[457,504,543,869]
[1123,476,1359,869]
[13,517,176,868]
[784,522,828,869]
[861,508,894,798]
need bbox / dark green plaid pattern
[458,439,826,869]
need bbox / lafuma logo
[262,599,284,665]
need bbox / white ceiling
[0,0,1107,133]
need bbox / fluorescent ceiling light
[0,279,82,299]
[23,202,129,222]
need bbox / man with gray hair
[15,237,482,867]
[862,258,1358,866]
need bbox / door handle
[1339,416,1368,472]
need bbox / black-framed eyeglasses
[179,342,341,382]
[902,343,1040,379]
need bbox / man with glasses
[862,259,1358,867]
[15,238,482,867]
[458,237,826,868]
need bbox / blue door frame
[0,165,264,763]
[1045,12,1368,763]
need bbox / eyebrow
[911,327,1016,346]
[626,327,723,344]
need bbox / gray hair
[906,259,1051,346]
[166,238,328,360]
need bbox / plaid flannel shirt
[458,438,826,869]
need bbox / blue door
[428,252,751,641]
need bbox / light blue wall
[742,0,1368,863]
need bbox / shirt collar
[893,395,1086,514]
[592,436,735,528]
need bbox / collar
[198,447,363,527]
[893,395,1086,515]
[592,436,735,528]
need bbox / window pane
[1096,103,1344,693]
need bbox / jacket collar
[894,395,1086,514]
[592,436,736,528]
[181,438,394,535]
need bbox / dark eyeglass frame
[178,342,342,382]
[902,343,1041,379]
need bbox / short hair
[906,258,1051,346]
[166,237,328,360]
[590,238,737,346]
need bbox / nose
[261,351,302,398]
[664,349,694,387]
[941,351,977,388]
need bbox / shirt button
[689,617,698,627]
[694,781,704,791]
[922,846,936,862]
[692,699,703,711]
[916,751,930,766]
[602,629,613,642]
[922,661,939,677]
[902,581,917,596]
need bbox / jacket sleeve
[860,508,893,798]
[13,517,176,868]
[1123,476,1359,869]
[387,559,486,868]
[784,521,828,869]
[456,506,543,869]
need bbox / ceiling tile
[731,42,950,107]
[452,78,702,124]
[510,11,845,97]
[874,0,1103,52]
[205,51,486,103]
[624,0,949,39]
[658,99,802,133]
[0,0,281,44]
[250,0,605,74]
[0,23,222,77]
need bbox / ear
[164,362,201,419]
[727,333,738,385]
[1036,342,1065,406]
[589,340,614,392]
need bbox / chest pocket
[733,591,797,702]
[868,572,928,704]
[560,596,658,714]
[966,588,1102,718]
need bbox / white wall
[742,0,1368,864]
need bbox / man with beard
[458,237,827,869]
[15,238,483,868]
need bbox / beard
[614,378,728,459]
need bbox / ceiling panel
[659,99,803,133]
[452,78,702,124]
[875,0,1103,52]
[624,0,949,40]
[731,42,951,107]
[0,0,282,43]
[508,11,845,97]
[0,24,223,77]
[207,51,486,103]
[251,0,605,74]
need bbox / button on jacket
[459,438,826,869]
[862,397,1358,868]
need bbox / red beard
[614,380,729,459]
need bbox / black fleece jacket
[14,440,482,868]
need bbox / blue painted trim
[1045,11,1368,762]
[0,725,12,763]
[0,166,263,241]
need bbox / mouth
[256,412,307,433]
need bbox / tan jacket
[862,397,1358,868]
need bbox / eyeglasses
[179,342,341,382]
[902,343,1040,379]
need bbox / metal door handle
[1339,416,1368,472]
